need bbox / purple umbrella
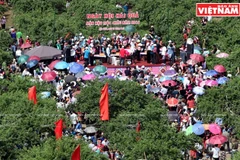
[100,75,115,79]
[82,74,96,81]
[163,70,177,77]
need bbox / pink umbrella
[199,81,205,87]
[190,54,204,62]
[48,60,61,70]
[209,135,227,145]
[216,53,229,58]
[209,124,221,135]
[205,80,218,87]
[28,56,40,62]
[162,80,177,86]
[82,74,96,81]
[41,71,57,81]
[21,43,32,49]
[214,65,226,73]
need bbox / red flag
[99,83,109,121]
[54,119,63,140]
[136,121,141,133]
[71,145,81,160]
[28,86,37,104]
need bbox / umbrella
[192,123,205,135]
[93,65,107,75]
[190,54,204,62]
[41,71,57,81]
[216,53,229,58]
[24,46,62,60]
[162,80,177,86]
[193,86,205,95]
[65,75,76,83]
[203,124,209,130]
[26,59,38,68]
[17,55,29,64]
[205,70,218,77]
[194,49,201,54]
[187,38,193,44]
[41,91,51,99]
[205,80,218,87]
[186,59,198,66]
[68,62,77,68]
[194,45,202,51]
[209,124,221,135]
[177,76,184,82]
[82,74,96,81]
[100,75,115,80]
[54,61,69,70]
[166,98,178,107]
[69,63,84,74]
[217,77,229,84]
[209,135,227,145]
[185,125,193,136]
[163,70,177,77]
[150,87,161,93]
[125,25,136,33]
[75,72,86,78]
[167,111,178,121]
[21,43,32,49]
[48,60,60,70]
[159,76,172,82]
[28,55,40,62]
[214,65,226,73]
[84,126,97,134]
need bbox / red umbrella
[162,80,177,86]
[209,135,227,145]
[28,56,41,62]
[41,71,57,81]
[166,98,179,107]
[190,54,204,62]
[214,65,226,73]
[21,43,32,49]
[209,124,221,135]
[186,59,198,66]
[48,60,61,70]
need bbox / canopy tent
[24,46,62,60]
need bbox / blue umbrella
[205,70,218,77]
[54,61,69,70]
[100,75,115,80]
[26,59,38,68]
[159,76,172,82]
[41,91,51,99]
[69,62,77,68]
[69,63,84,74]
[192,123,205,135]
[217,77,229,84]
[177,76,184,82]
[163,70,177,77]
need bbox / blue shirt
[75,122,82,129]
[84,49,90,59]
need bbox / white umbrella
[187,38,193,44]
[84,126,97,134]
[193,86,205,95]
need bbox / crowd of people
[0,8,238,160]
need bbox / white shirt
[102,140,109,146]
[161,46,167,56]
[71,49,76,56]
[70,113,78,125]
[183,78,190,89]
[22,70,31,76]
[16,49,22,56]
[212,147,220,158]
[88,143,95,149]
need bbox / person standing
[1,16,6,30]
[161,43,167,65]
[83,47,90,66]
[212,144,220,160]
[119,46,126,66]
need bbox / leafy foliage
[73,80,199,159]
[18,137,107,160]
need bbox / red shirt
[187,99,195,108]
[120,48,126,58]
